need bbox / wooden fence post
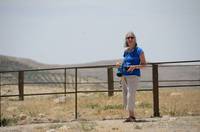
[64,68,66,96]
[152,64,160,117]
[74,68,78,119]
[18,71,24,101]
[0,73,1,127]
[107,67,114,96]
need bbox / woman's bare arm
[138,52,147,68]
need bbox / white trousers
[121,75,139,111]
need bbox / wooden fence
[0,60,200,125]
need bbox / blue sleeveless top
[122,46,143,76]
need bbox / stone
[39,113,46,118]
[112,127,119,130]
[170,92,182,96]
[144,110,148,114]
[135,124,143,129]
[19,113,27,120]
[53,96,67,104]
[47,118,53,122]
[169,117,177,121]
[18,119,28,125]
[46,129,56,132]
[187,112,193,115]
[162,115,171,121]
[135,101,140,105]
[6,106,18,112]
[59,125,69,131]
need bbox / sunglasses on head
[126,36,135,39]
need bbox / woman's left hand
[127,65,136,72]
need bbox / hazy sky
[0,0,200,64]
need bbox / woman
[116,32,146,122]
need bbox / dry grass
[159,88,200,116]
[1,86,200,126]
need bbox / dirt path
[1,116,200,132]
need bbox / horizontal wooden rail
[0,60,199,73]
[1,80,199,87]
[159,84,200,88]
[0,88,154,98]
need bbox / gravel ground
[0,116,200,132]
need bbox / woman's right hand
[116,62,121,68]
